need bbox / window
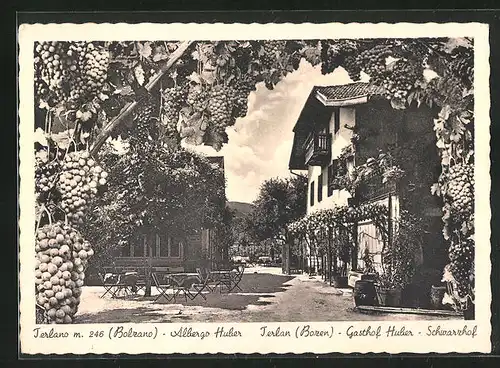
[158,235,183,258]
[334,108,340,134]
[133,234,146,257]
[318,174,323,202]
[145,234,156,257]
[170,239,182,258]
[120,243,130,257]
[310,181,315,206]
[159,234,169,257]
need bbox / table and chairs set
[98,264,245,302]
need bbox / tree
[32,37,476,321]
[248,175,307,273]
[80,139,226,295]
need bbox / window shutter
[318,174,323,202]
[310,181,315,206]
[327,164,333,196]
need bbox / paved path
[75,267,457,323]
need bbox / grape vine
[33,37,476,320]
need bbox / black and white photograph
[18,22,491,354]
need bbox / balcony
[356,172,398,202]
[303,133,332,167]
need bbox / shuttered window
[310,181,315,206]
[334,108,340,133]
[327,164,334,196]
[318,174,323,202]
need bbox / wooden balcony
[356,172,398,202]
[303,133,331,167]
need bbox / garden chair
[151,272,175,302]
[196,267,219,293]
[168,274,201,302]
[98,269,133,298]
[98,270,120,298]
[228,264,245,292]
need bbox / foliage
[80,141,226,264]
[361,248,377,274]
[33,37,476,315]
[248,175,307,243]
[378,211,424,289]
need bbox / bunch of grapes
[186,86,208,112]
[342,55,362,81]
[34,42,73,105]
[130,94,160,144]
[449,46,474,88]
[355,43,394,83]
[57,151,108,226]
[448,237,474,297]
[446,163,474,218]
[34,41,110,106]
[231,75,256,118]
[67,42,110,101]
[207,85,234,134]
[261,40,287,68]
[35,157,60,200]
[35,221,94,323]
[380,59,422,100]
[161,85,187,129]
[320,40,358,75]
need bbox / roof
[288,82,381,171]
[315,82,372,100]
[314,82,383,106]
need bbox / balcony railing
[303,132,331,166]
[356,172,398,202]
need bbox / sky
[185,60,369,204]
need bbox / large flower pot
[430,285,447,310]
[376,286,402,307]
[463,303,475,320]
[361,273,378,282]
[354,280,378,306]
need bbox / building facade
[289,82,445,286]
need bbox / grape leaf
[35,149,49,161]
[186,72,203,85]
[152,45,169,62]
[438,105,451,120]
[302,46,321,66]
[134,65,145,86]
[137,42,152,59]
[34,128,48,147]
[50,130,74,150]
[430,183,441,196]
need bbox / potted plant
[360,247,378,281]
[353,248,379,306]
[376,211,422,307]
[330,229,351,288]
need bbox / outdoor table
[100,271,138,298]
[163,273,207,301]
[209,269,240,293]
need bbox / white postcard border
[18,21,491,355]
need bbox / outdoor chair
[196,267,218,293]
[151,272,175,302]
[133,267,147,294]
[170,274,202,302]
[228,264,245,292]
[98,270,132,298]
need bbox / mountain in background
[227,201,254,218]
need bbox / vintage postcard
[18,21,491,355]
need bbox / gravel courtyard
[74,266,458,323]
